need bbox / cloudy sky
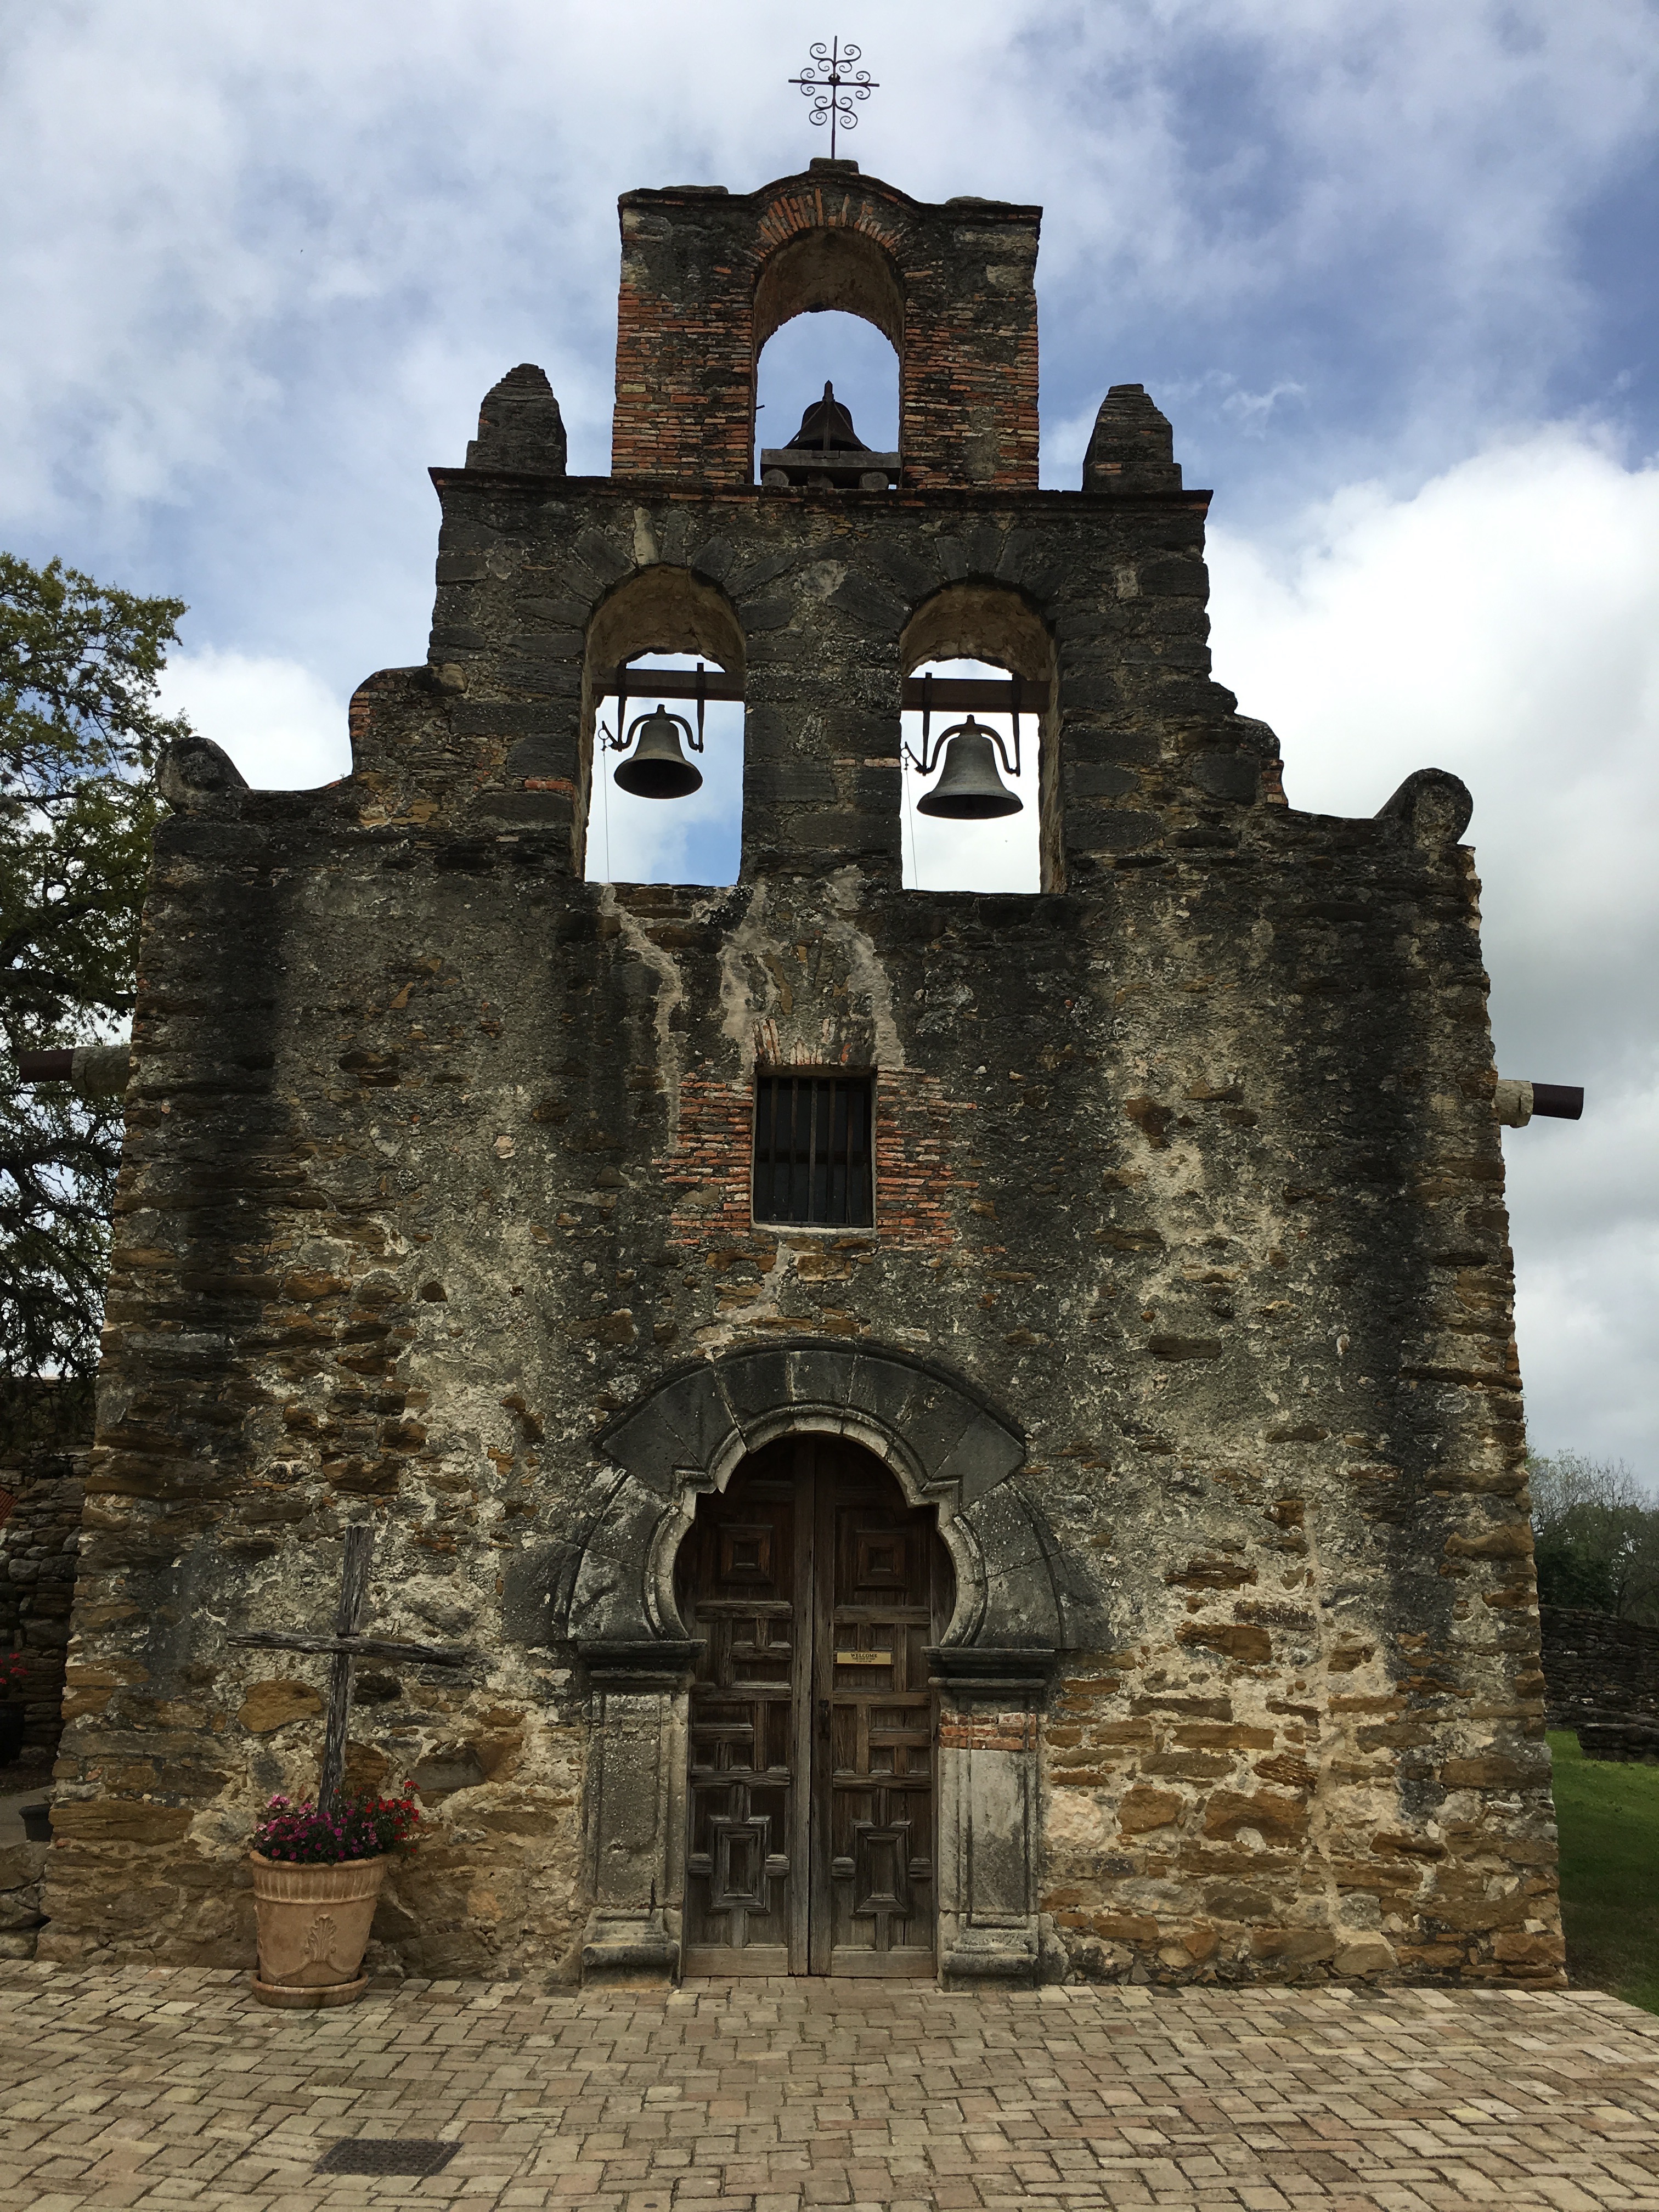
[3,0,1655,1472]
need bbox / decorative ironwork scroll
[788,38,878,160]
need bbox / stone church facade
[41,161,1564,1988]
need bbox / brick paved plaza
[3,1967,1658,2211]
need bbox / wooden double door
[677,1437,947,1976]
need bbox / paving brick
[1,1969,1655,2212]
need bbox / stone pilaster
[930,1647,1056,1988]
[578,1641,699,1985]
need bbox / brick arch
[753,225,905,355]
[611,168,1040,490]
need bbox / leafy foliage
[1530,1452,1659,1626]
[1,551,189,1382]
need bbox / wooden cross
[232,1525,471,1813]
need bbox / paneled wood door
[809,1444,943,1976]
[678,1442,805,1975]
[678,1437,944,1977]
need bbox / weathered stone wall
[1541,1605,1659,1723]
[40,168,1560,1990]
[0,1454,85,1761]
[1576,1715,1659,1763]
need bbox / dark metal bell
[614,704,703,800]
[792,379,867,453]
[916,718,1022,819]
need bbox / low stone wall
[1,1377,94,1775]
[1576,1715,1659,1765]
[1539,1605,1659,1726]
[0,1447,87,1763]
[0,1840,49,1960]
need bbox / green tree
[1530,1452,1659,1626]
[1,551,190,1384]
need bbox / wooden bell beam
[597,670,1050,713]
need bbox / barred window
[752,1073,873,1227]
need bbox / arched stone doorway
[676,1435,951,1977]
[562,1339,1103,1988]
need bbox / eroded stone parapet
[1082,385,1184,494]
[465,364,567,476]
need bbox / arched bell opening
[674,1433,952,1978]
[899,583,1059,894]
[754,316,899,488]
[752,228,903,487]
[581,567,747,888]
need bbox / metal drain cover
[315,2138,458,2176]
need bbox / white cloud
[156,649,349,790]
[1207,427,1659,1471]
[4,1,1655,1467]
[4,1,1655,550]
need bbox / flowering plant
[1,1651,26,1696]
[250,1786,421,1865]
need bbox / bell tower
[611,159,1040,490]
[52,148,1561,2002]
[549,156,1250,898]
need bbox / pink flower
[250,1780,424,1865]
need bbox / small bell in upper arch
[916,716,1023,820]
[614,704,703,800]
[791,380,868,454]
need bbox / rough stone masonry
[39,160,1564,1991]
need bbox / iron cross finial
[788,38,878,161]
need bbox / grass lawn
[1549,1728,1659,2016]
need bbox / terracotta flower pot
[249,1850,389,2008]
